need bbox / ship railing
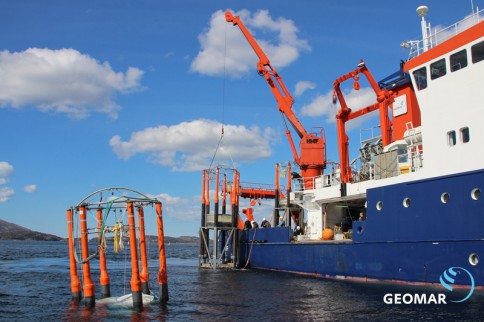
[292,178,306,193]
[240,181,285,194]
[292,172,341,193]
[407,8,484,59]
[409,146,424,172]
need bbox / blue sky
[0,1,481,237]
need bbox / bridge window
[430,58,446,80]
[460,127,470,143]
[412,67,427,90]
[471,41,484,63]
[450,50,468,72]
[447,130,456,147]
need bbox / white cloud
[0,162,14,201]
[110,119,275,172]
[0,48,143,119]
[24,184,37,193]
[301,87,377,128]
[0,161,13,178]
[0,187,14,202]
[148,193,200,221]
[294,81,316,97]
[191,9,310,77]
[300,91,337,122]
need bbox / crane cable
[280,112,290,132]
[209,21,235,170]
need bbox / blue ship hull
[238,169,484,287]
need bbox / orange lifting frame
[66,200,168,310]
[333,61,395,183]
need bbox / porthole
[441,192,450,204]
[403,197,411,208]
[469,253,479,266]
[376,201,383,211]
[471,188,481,201]
[357,226,364,234]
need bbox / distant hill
[0,219,63,241]
[0,218,199,243]
[153,235,199,244]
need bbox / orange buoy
[322,228,334,240]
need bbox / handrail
[407,9,484,59]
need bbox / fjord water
[0,240,482,321]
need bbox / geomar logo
[384,266,475,305]
[439,266,475,303]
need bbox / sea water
[0,240,482,321]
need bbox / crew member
[261,218,271,228]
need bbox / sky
[0,0,481,238]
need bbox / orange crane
[225,11,326,188]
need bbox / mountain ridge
[0,218,198,243]
[0,219,63,241]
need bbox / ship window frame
[447,130,456,147]
[471,188,480,201]
[469,253,479,266]
[430,58,446,80]
[441,192,450,204]
[471,41,484,64]
[460,127,470,143]
[376,201,383,211]
[412,67,427,90]
[450,49,468,72]
[403,197,411,208]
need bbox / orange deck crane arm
[226,11,326,185]
[225,11,307,140]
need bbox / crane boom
[225,11,307,138]
[225,11,326,186]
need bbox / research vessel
[199,6,484,288]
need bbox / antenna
[416,5,428,17]
[417,5,430,51]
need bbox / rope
[113,223,120,253]
[221,21,227,128]
[209,128,224,170]
[99,196,124,242]
[243,228,257,270]
[123,244,128,295]
[99,225,108,254]
[72,208,100,264]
